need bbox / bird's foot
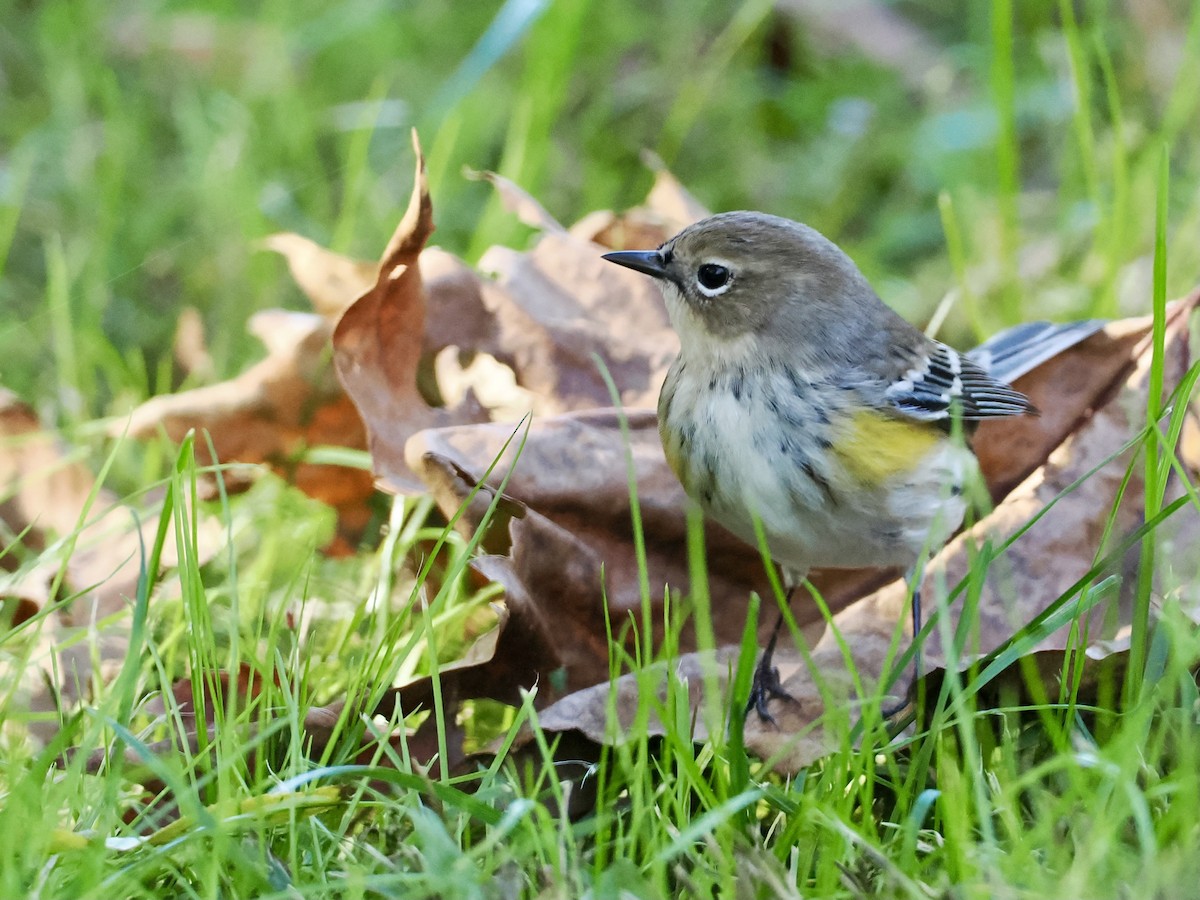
[747,615,795,725]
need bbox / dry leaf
[335,151,693,492]
[474,235,678,413]
[172,306,215,382]
[1,391,221,739]
[120,310,376,541]
[572,153,711,250]
[331,131,488,494]
[974,314,1155,499]
[466,169,566,234]
[262,233,377,318]
[125,154,704,539]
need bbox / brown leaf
[571,154,710,251]
[974,313,1156,500]
[135,139,640,530]
[234,159,704,515]
[172,307,215,382]
[466,169,566,234]
[475,235,678,413]
[403,409,829,706]
[1,390,99,547]
[331,130,488,494]
[120,310,377,539]
[1,391,222,740]
[534,647,741,747]
[263,233,377,318]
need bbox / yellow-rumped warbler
[603,211,1099,720]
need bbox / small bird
[603,211,1099,721]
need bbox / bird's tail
[966,320,1105,384]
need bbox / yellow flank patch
[833,410,941,486]
[659,423,689,487]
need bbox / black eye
[697,263,731,291]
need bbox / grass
[4,0,1200,897]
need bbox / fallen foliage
[37,133,1200,799]
[0,391,221,738]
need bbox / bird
[602,211,1101,721]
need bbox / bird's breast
[658,358,843,535]
[657,358,975,572]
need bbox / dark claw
[747,613,795,724]
[748,656,794,724]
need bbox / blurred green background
[2,0,1198,422]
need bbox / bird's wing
[882,340,1034,422]
[965,319,1105,384]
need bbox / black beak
[602,250,668,279]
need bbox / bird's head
[603,211,881,363]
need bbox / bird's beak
[602,250,668,279]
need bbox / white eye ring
[696,261,733,297]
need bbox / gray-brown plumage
[603,211,1101,720]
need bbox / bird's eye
[696,263,731,292]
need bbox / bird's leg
[748,590,797,724]
[910,579,922,673]
[883,571,923,720]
